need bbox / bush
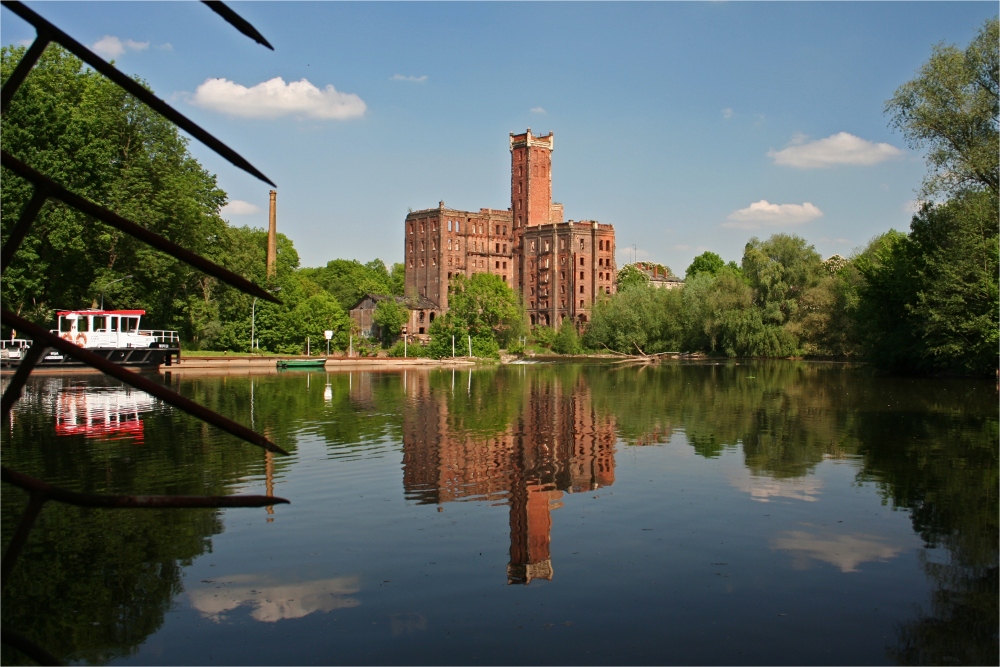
[552,318,583,355]
[471,334,500,358]
[388,338,430,357]
[532,325,556,349]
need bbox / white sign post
[324,330,333,356]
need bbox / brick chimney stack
[267,190,277,279]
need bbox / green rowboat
[276,359,327,369]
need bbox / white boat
[1,309,181,369]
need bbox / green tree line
[1,45,404,355]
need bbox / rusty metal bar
[1,312,289,455]
[0,30,50,114]
[0,629,62,666]
[2,467,290,509]
[202,1,274,50]
[1,152,280,304]
[0,342,45,418]
[0,1,276,187]
[0,187,48,272]
[0,490,45,592]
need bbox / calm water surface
[2,362,996,665]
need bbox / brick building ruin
[404,130,617,328]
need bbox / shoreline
[162,355,476,374]
[0,355,478,376]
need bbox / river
[2,361,996,665]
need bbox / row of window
[525,237,613,252]
[446,271,508,283]
[528,299,590,311]
[408,239,515,255]
[409,219,512,236]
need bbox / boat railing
[45,329,180,346]
[1,339,31,359]
[140,330,180,344]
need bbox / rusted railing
[1,2,286,664]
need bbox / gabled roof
[350,293,439,311]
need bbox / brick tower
[510,129,559,230]
[510,130,562,293]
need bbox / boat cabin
[51,309,179,349]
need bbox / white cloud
[221,200,261,216]
[769,132,904,169]
[722,108,733,119]
[91,35,149,59]
[390,74,427,83]
[191,77,366,120]
[723,200,823,230]
[157,42,173,51]
[531,107,546,114]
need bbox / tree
[1,45,229,338]
[300,258,394,310]
[741,234,823,325]
[427,313,470,359]
[388,262,406,296]
[615,264,649,292]
[685,251,725,278]
[446,273,525,348]
[586,284,683,354]
[680,267,795,357]
[885,18,998,199]
[372,298,408,347]
[907,192,998,374]
[854,230,925,372]
[866,18,1000,375]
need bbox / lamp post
[100,275,133,310]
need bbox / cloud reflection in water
[772,530,903,573]
[188,574,361,622]
[729,468,823,503]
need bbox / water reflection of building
[55,385,157,443]
[401,371,616,584]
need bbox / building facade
[349,294,440,340]
[404,130,616,326]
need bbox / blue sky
[3,1,996,273]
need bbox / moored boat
[276,359,327,369]
[1,309,181,369]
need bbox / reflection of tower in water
[401,370,616,584]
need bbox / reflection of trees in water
[586,361,996,665]
[2,366,994,661]
[584,361,865,477]
[1,376,264,664]
[851,400,998,666]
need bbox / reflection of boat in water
[55,385,158,443]
[1,309,180,369]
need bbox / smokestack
[267,190,277,279]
